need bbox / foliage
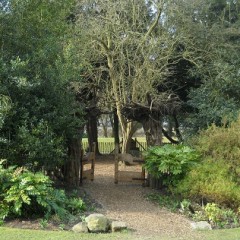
[144,144,200,187]
[0,162,86,222]
[175,158,240,209]
[175,118,240,209]
[195,118,240,179]
[15,121,65,171]
[204,203,239,228]
[75,0,208,151]
[66,197,86,216]
[0,0,85,172]
[147,191,240,229]
[39,219,48,229]
[184,0,240,131]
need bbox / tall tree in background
[0,0,85,185]
[179,0,240,131]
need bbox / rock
[190,221,212,230]
[72,222,88,233]
[111,221,127,232]
[85,213,109,233]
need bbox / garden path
[82,155,203,240]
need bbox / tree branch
[144,9,162,40]
[93,37,109,53]
[162,128,179,144]
[173,114,183,142]
[136,7,162,53]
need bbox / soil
[81,154,203,239]
[4,154,203,239]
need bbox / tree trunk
[99,115,108,137]
[107,54,134,153]
[142,116,163,147]
[109,114,115,137]
[141,116,163,189]
[64,128,83,186]
[167,117,173,138]
[103,126,108,138]
[121,121,134,153]
[173,114,183,142]
[86,114,100,154]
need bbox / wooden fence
[82,138,147,154]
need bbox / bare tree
[74,0,213,150]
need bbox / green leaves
[144,144,200,187]
[175,118,240,209]
[0,162,86,221]
[0,0,85,172]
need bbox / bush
[194,117,240,182]
[175,158,240,209]
[175,118,240,209]
[0,161,85,222]
[143,144,200,187]
[16,121,66,171]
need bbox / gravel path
[82,155,202,240]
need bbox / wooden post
[80,149,83,185]
[91,142,96,181]
[114,111,119,146]
[114,143,119,184]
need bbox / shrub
[16,121,66,172]
[175,118,240,209]
[143,144,200,187]
[194,117,240,182]
[175,158,240,209]
[0,161,85,222]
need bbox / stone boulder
[72,222,88,233]
[190,221,212,230]
[111,221,127,232]
[85,213,109,233]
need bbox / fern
[0,162,86,221]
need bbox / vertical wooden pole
[113,111,119,146]
[114,143,119,184]
[91,142,96,181]
[141,166,145,186]
[80,149,83,185]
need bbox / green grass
[82,137,147,143]
[82,137,172,154]
[1,227,240,240]
[0,227,132,240]
[199,228,240,240]
[82,137,148,153]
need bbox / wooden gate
[114,145,146,185]
[80,143,96,184]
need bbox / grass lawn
[0,227,131,240]
[1,227,240,240]
[199,228,240,240]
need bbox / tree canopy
[0,0,240,180]
[0,0,85,184]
